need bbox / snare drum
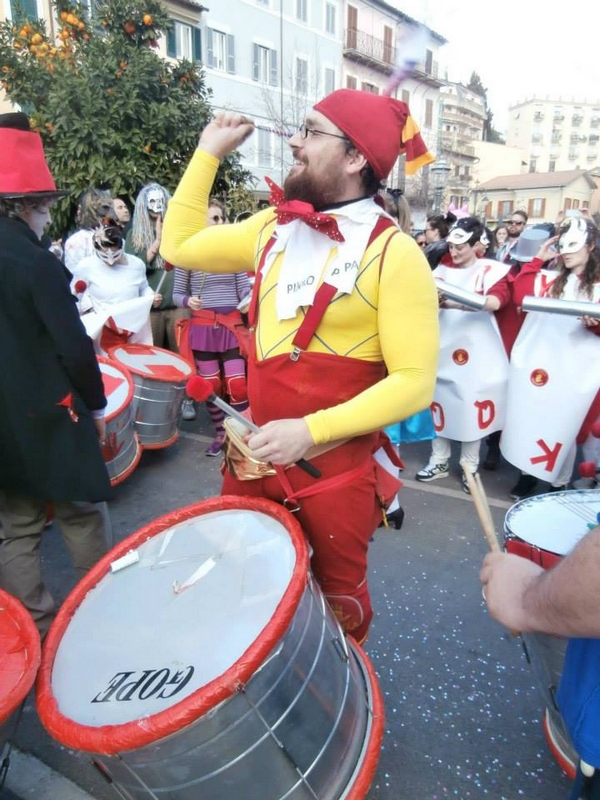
[504,489,600,778]
[97,357,141,486]
[0,590,41,756]
[37,497,384,800]
[108,343,193,449]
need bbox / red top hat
[0,112,66,199]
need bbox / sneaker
[205,433,225,457]
[180,398,196,421]
[509,474,538,501]
[461,471,474,494]
[548,484,569,493]
[415,462,450,482]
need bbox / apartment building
[506,96,600,174]
[439,81,486,209]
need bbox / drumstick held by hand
[460,462,500,553]
[186,376,321,479]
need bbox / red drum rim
[139,430,179,450]
[36,496,309,754]
[96,356,135,424]
[543,709,577,780]
[108,434,142,487]
[0,589,41,721]
[107,343,193,379]
[343,638,386,800]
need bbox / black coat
[0,216,112,502]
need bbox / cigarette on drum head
[521,295,600,319]
[186,376,321,479]
[110,550,140,573]
[435,280,487,311]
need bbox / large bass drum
[36,496,384,799]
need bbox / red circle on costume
[579,461,597,478]
[530,369,549,387]
[452,349,469,365]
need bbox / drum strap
[274,459,374,512]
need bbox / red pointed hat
[314,89,434,180]
[0,112,66,198]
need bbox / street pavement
[3,406,574,799]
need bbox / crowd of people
[1,86,599,800]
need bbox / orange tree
[0,0,254,235]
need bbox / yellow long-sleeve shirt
[162,150,439,446]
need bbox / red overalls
[221,218,401,642]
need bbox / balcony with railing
[344,28,395,73]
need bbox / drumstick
[459,461,500,553]
[186,376,321,479]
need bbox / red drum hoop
[36,496,384,799]
[0,589,41,723]
[97,356,141,486]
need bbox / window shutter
[497,201,503,219]
[564,198,572,209]
[192,27,202,61]
[226,34,235,73]
[206,28,213,67]
[269,48,278,85]
[12,0,37,19]
[541,198,546,217]
[346,75,357,89]
[527,198,533,217]
[167,23,176,58]
[485,202,492,219]
[253,43,259,81]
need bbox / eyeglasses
[298,123,349,142]
[508,219,525,226]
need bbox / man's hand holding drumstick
[198,111,255,160]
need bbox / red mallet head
[579,461,597,479]
[164,261,174,272]
[186,375,214,403]
[74,279,87,294]
[591,420,600,439]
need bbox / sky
[389,0,600,132]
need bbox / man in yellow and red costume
[162,89,439,643]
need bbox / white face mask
[558,219,588,254]
[96,246,123,266]
[146,189,165,215]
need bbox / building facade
[473,169,597,227]
[439,81,486,210]
[506,96,600,174]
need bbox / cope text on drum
[91,666,195,703]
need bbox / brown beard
[283,166,342,210]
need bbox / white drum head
[97,358,133,420]
[504,489,600,555]
[109,344,192,382]
[50,507,298,728]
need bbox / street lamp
[430,158,451,214]
[481,195,489,226]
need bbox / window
[424,49,433,75]
[346,4,357,48]
[253,44,278,85]
[296,0,307,22]
[383,25,393,64]
[498,200,514,219]
[167,21,201,61]
[295,57,308,95]
[564,198,572,210]
[257,128,272,168]
[528,198,546,217]
[529,159,537,173]
[206,28,235,73]
[572,199,580,209]
[549,160,556,172]
[401,89,410,104]
[425,98,433,128]
[9,0,38,18]
[325,2,336,35]
[346,75,357,90]
[361,82,378,94]
[324,67,335,95]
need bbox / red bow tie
[266,178,345,243]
